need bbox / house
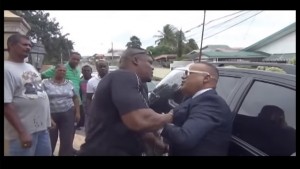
[103,49,125,65]
[243,22,295,63]
[153,54,177,68]
[186,45,268,62]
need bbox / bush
[257,66,285,73]
[289,56,296,65]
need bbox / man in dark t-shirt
[78,48,173,156]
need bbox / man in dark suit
[161,62,234,156]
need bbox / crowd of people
[4,33,234,156]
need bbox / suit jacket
[161,89,234,156]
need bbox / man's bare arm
[4,103,27,135]
[121,109,173,132]
[4,103,32,147]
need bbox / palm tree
[126,36,142,48]
[154,24,178,48]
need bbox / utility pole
[199,10,206,62]
[177,29,183,58]
[111,42,114,66]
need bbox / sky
[46,10,295,56]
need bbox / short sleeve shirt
[80,70,148,155]
[86,76,101,95]
[4,61,51,140]
[41,79,75,113]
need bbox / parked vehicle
[148,62,296,156]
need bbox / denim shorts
[9,130,52,156]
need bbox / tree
[11,10,74,64]
[186,39,199,50]
[154,24,178,49]
[177,30,183,58]
[126,36,142,48]
[289,56,296,65]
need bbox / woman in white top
[42,64,80,156]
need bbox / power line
[204,11,252,33]
[184,10,245,34]
[203,11,263,40]
[186,11,252,39]
[242,15,256,40]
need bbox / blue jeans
[9,130,52,156]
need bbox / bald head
[119,48,149,69]
[198,62,219,81]
[119,47,153,82]
[181,62,219,97]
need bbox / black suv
[149,62,296,156]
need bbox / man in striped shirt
[41,52,81,105]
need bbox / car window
[216,76,241,103]
[232,80,296,156]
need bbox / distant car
[149,62,296,156]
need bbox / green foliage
[11,10,74,64]
[176,30,183,58]
[186,39,199,50]
[152,24,198,59]
[126,36,142,48]
[257,66,286,73]
[153,45,174,57]
[175,55,189,61]
[289,56,296,65]
[154,24,178,48]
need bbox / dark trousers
[49,108,75,156]
[76,105,85,128]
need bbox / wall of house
[257,32,295,54]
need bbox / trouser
[76,105,85,128]
[9,130,52,156]
[49,107,75,156]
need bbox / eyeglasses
[184,69,216,79]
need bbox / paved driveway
[53,129,86,156]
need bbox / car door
[228,73,296,156]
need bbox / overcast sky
[46,10,295,56]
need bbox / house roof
[202,45,230,51]
[154,54,177,60]
[186,45,240,56]
[188,51,269,60]
[263,53,295,61]
[203,51,269,59]
[243,22,296,51]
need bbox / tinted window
[216,76,240,102]
[233,81,296,156]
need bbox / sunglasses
[184,69,216,79]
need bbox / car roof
[177,61,295,76]
[173,62,295,84]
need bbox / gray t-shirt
[4,61,51,140]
